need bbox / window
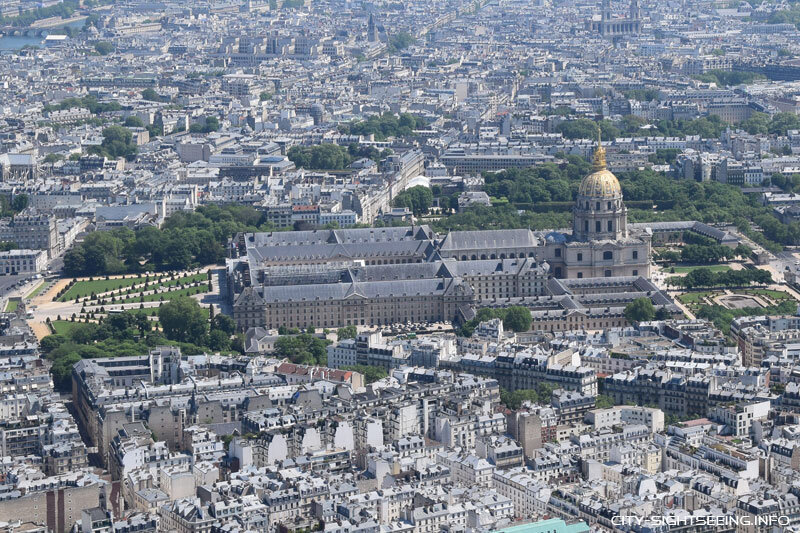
[577,272,583,278]
[608,220,613,231]
[633,250,638,259]
[596,202,601,210]
[603,251,612,260]
[633,269,638,276]
[577,253,583,261]
[555,248,561,257]
[608,201,612,209]
[596,221,601,232]
[584,220,589,232]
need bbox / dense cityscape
[4,0,800,531]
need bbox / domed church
[537,139,651,279]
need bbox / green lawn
[743,289,794,300]
[58,276,149,302]
[669,265,732,274]
[50,320,82,335]
[59,273,208,302]
[4,300,18,312]
[117,285,209,304]
[678,291,716,306]
[28,281,47,298]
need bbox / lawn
[677,291,716,306]
[50,320,82,335]
[117,284,209,304]
[4,300,18,312]
[743,289,794,301]
[59,272,208,302]
[669,265,732,274]
[28,281,47,298]
[58,276,148,302]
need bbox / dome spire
[592,128,607,171]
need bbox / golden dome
[578,169,622,198]
[577,137,622,198]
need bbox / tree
[157,297,209,343]
[337,325,358,340]
[557,118,601,140]
[287,144,352,170]
[595,394,615,409]
[339,112,426,141]
[211,314,236,335]
[124,116,145,128]
[141,88,167,102]
[274,334,331,365]
[734,244,752,259]
[90,126,137,160]
[393,186,433,216]
[624,297,656,323]
[63,246,86,276]
[94,41,113,55]
[503,306,532,332]
[188,116,220,134]
[343,364,387,384]
[388,31,416,51]
[51,352,81,391]
[207,329,230,351]
[11,194,28,212]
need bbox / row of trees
[739,111,800,136]
[693,69,766,87]
[287,143,393,170]
[0,0,78,26]
[63,205,271,276]
[553,114,728,141]
[338,112,426,141]
[43,95,121,115]
[548,109,800,143]
[679,243,739,264]
[438,163,800,251]
[669,267,772,289]
[482,156,590,204]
